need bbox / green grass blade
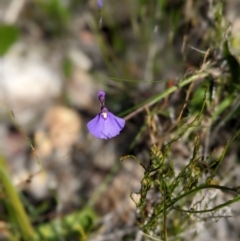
[0,155,36,241]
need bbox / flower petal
[107,112,125,133]
[87,112,125,139]
[87,114,103,138]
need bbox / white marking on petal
[102,112,107,119]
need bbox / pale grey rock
[0,41,62,129]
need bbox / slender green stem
[162,181,168,241]
[0,155,36,241]
[122,71,210,120]
[163,206,167,241]
[144,184,240,229]
[173,194,240,213]
[207,128,240,182]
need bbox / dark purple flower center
[98,91,105,107]
[99,96,105,106]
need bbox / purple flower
[87,92,125,139]
[97,0,103,8]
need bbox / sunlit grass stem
[0,155,36,240]
[122,71,210,121]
